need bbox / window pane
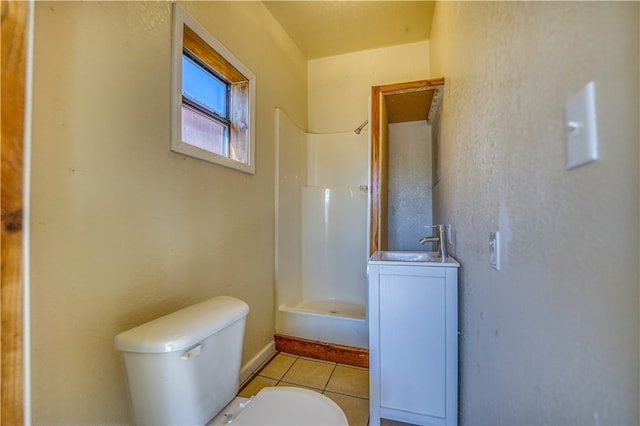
[181,105,228,156]
[182,54,227,117]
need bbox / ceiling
[263,1,435,60]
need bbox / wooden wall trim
[374,78,444,95]
[274,335,368,368]
[1,1,28,424]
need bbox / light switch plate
[564,81,598,170]
[490,231,500,271]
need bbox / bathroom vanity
[367,251,459,426]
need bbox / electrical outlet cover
[490,231,500,271]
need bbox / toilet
[115,296,348,425]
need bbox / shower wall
[275,108,306,308]
[303,132,368,303]
[275,109,368,347]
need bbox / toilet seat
[230,387,348,425]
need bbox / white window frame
[171,4,256,174]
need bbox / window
[171,5,256,173]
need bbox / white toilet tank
[115,296,250,425]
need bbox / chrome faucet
[419,225,448,261]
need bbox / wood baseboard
[274,334,368,368]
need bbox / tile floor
[239,352,370,425]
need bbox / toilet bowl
[209,387,347,425]
[115,296,347,425]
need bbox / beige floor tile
[237,375,277,398]
[258,352,297,380]
[239,351,374,424]
[299,355,336,365]
[281,357,336,390]
[326,364,369,399]
[324,391,369,426]
[276,381,321,393]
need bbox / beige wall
[30,1,306,424]
[308,40,430,134]
[430,2,639,424]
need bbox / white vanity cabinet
[368,252,459,426]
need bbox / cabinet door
[379,273,446,418]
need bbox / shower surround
[275,109,368,349]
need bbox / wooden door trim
[369,78,445,256]
[369,85,382,256]
[1,1,29,424]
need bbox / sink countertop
[368,251,460,267]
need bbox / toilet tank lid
[114,296,249,353]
